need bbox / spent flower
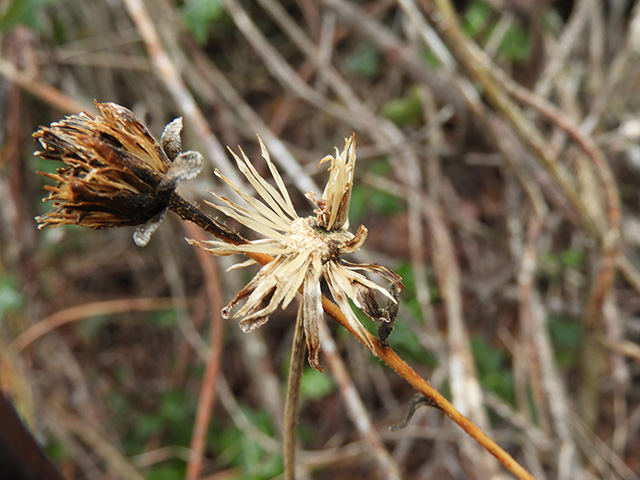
[190,136,403,370]
[34,102,202,246]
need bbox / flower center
[286,217,353,263]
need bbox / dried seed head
[34,102,202,245]
[191,135,403,370]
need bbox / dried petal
[191,135,402,369]
[34,103,201,245]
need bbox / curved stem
[169,192,535,480]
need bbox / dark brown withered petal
[340,224,368,253]
[36,180,168,229]
[353,283,389,323]
[337,259,405,292]
[34,102,201,238]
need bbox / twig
[317,318,402,480]
[518,218,579,479]
[166,191,536,480]
[120,0,241,184]
[12,297,175,352]
[422,170,500,477]
[421,0,602,240]
[0,58,90,114]
[185,223,226,480]
[534,0,595,98]
[423,0,622,432]
[54,405,145,480]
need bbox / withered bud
[34,102,202,245]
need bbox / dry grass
[1,1,640,479]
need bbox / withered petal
[302,256,324,371]
[34,102,200,238]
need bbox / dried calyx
[34,102,203,246]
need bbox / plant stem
[168,193,248,246]
[283,307,307,480]
[169,192,535,480]
[321,297,536,480]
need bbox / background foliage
[1,0,640,479]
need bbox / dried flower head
[190,136,403,370]
[34,102,203,246]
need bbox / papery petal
[257,136,297,218]
[204,194,290,241]
[302,254,324,371]
[324,261,376,353]
[318,135,356,231]
[188,237,290,257]
[223,148,297,226]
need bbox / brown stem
[170,191,535,480]
[283,307,307,480]
[321,297,536,480]
[168,193,248,247]
[185,223,226,480]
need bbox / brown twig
[12,297,175,352]
[53,404,145,480]
[184,223,226,480]
[317,318,402,480]
[168,190,535,480]
[423,0,622,433]
[0,57,90,114]
[120,0,241,184]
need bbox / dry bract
[190,135,403,370]
[34,102,202,246]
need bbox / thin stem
[283,307,307,480]
[185,224,226,480]
[168,193,248,247]
[169,191,535,480]
[321,297,536,480]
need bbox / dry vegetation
[1,0,640,479]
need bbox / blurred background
[1,0,640,479]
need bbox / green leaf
[381,87,422,126]
[548,316,582,368]
[147,464,185,480]
[499,24,531,61]
[0,276,23,321]
[560,249,585,268]
[299,368,335,400]
[181,0,224,44]
[471,336,514,403]
[462,1,491,36]
[0,0,55,32]
[343,42,380,79]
